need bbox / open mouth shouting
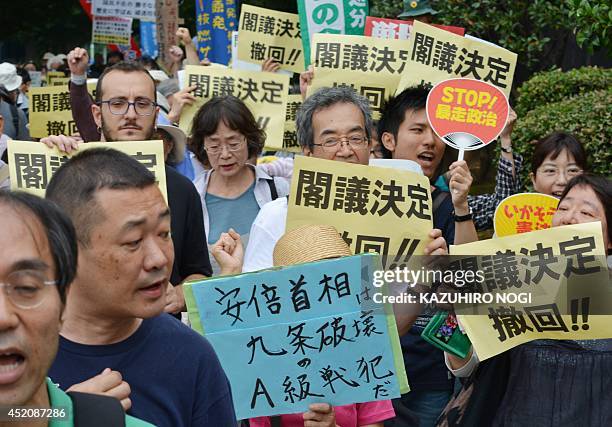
[0,348,26,385]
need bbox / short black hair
[559,173,612,245]
[107,51,124,61]
[45,148,157,246]
[0,190,77,303]
[531,132,588,176]
[189,95,265,165]
[378,85,431,159]
[95,61,157,103]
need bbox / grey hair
[296,86,373,151]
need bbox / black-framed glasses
[99,98,157,116]
[0,270,57,309]
[312,135,369,151]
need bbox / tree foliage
[512,67,612,184]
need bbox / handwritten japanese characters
[238,5,304,73]
[451,222,612,360]
[398,21,517,97]
[179,65,289,149]
[28,84,95,138]
[185,254,406,419]
[7,140,168,201]
[287,157,433,269]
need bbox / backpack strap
[271,415,282,427]
[68,391,126,427]
[433,190,451,213]
[265,178,279,201]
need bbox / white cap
[157,125,187,163]
[0,63,22,92]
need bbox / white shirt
[242,197,288,272]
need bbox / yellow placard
[397,21,517,97]
[307,68,401,120]
[45,71,65,86]
[287,156,433,268]
[494,193,559,237]
[7,140,167,202]
[311,33,412,78]
[28,84,96,138]
[278,94,302,152]
[50,77,70,87]
[179,65,289,150]
[238,5,304,73]
[450,222,611,361]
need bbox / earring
[96,126,101,133]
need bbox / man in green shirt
[0,190,151,427]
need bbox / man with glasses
[45,148,236,426]
[242,86,373,272]
[41,59,211,316]
[0,190,152,426]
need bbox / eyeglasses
[204,138,246,155]
[537,166,583,178]
[312,135,369,151]
[0,270,57,309]
[99,98,157,116]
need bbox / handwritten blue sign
[186,254,404,420]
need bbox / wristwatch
[500,145,512,154]
[452,208,473,222]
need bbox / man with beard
[41,58,211,316]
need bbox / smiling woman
[189,96,290,273]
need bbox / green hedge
[515,67,612,116]
[512,87,612,186]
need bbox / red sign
[426,78,509,151]
[364,17,465,39]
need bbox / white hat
[157,124,186,163]
[42,52,55,60]
[148,69,169,82]
[0,63,22,92]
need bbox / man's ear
[529,171,536,189]
[381,132,396,155]
[302,146,313,157]
[92,103,102,129]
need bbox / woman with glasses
[529,131,587,197]
[190,96,290,273]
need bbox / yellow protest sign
[450,222,611,361]
[278,94,302,152]
[494,193,559,237]
[311,33,412,78]
[179,65,289,150]
[50,77,70,87]
[287,156,434,268]
[238,5,304,73]
[28,84,96,138]
[7,140,168,202]
[397,21,517,97]
[307,68,401,120]
[45,71,65,86]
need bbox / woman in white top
[189,96,289,273]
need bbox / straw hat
[273,224,352,267]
